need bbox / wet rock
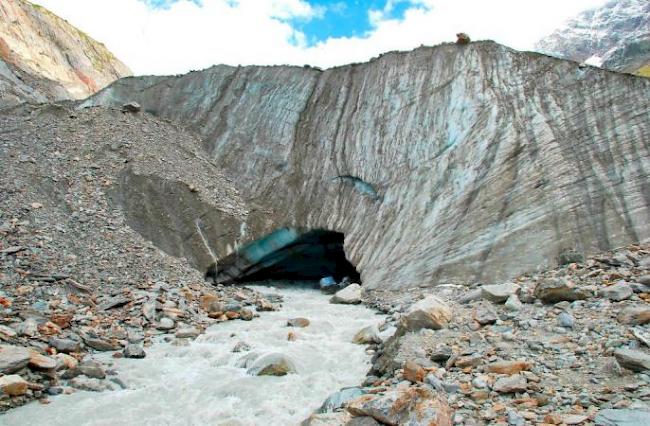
[481,283,520,303]
[594,408,650,425]
[617,306,650,325]
[248,353,297,376]
[494,375,527,393]
[0,345,31,373]
[600,283,633,302]
[403,360,426,383]
[123,344,146,359]
[347,386,452,426]
[78,361,106,379]
[400,296,452,331]
[255,298,276,311]
[0,374,29,396]
[49,337,82,353]
[614,348,650,372]
[232,341,251,352]
[319,387,366,413]
[353,325,381,345]
[239,308,254,321]
[28,351,57,369]
[473,302,498,325]
[487,360,531,375]
[330,284,362,305]
[534,278,590,303]
[287,318,310,328]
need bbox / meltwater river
[4,284,386,426]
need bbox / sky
[32,0,609,76]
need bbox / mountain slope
[0,0,131,106]
[84,41,650,290]
[536,0,650,76]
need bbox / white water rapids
[5,285,387,426]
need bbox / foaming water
[5,284,385,426]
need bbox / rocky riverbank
[306,244,650,425]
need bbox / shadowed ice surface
[5,284,386,426]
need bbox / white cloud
[32,0,609,75]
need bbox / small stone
[287,318,310,328]
[78,361,106,379]
[123,344,146,359]
[403,360,426,383]
[83,335,119,351]
[122,102,141,113]
[400,295,452,331]
[353,325,381,344]
[53,353,78,370]
[49,338,82,353]
[487,360,532,375]
[505,294,523,312]
[614,348,650,372]
[558,312,575,328]
[617,306,650,325]
[330,284,362,304]
[232,341,250,353]
[600,282,633,301]
[175,327,200,339]
[494,375,527,393]
[0,345,31,374]
[473,301,498,325]
[157,318,175,330]
[481,283,520,303]
[0,374,29,396]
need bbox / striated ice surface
[5,285,385,426]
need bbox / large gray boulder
[400,296,452,331]
[330,284,362,305]
[0,345,31,374]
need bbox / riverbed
[4,284,386,426]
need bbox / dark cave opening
[206,228,361,285]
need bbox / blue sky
[34,0,609,75]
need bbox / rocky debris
[247,353,297,376]
[330,284,362,305]
[340,244,650,426]
[481,283,520,303]
[287,318,310,328]
[402,360,426,383]
[347,386,452,425]
[123,344,146,359]
[353,325,382,345]
[400,296,452,331]
[0,375,29,396]
[614,349,650,372]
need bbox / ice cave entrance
[206,228,361,285]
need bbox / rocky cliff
[536,0,650,77]
[85,41,650,290]
[0,0,131,106]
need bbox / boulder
[53,353,78,370]
[175,327,201,338]
[28,351,57,369]
[473,301,498,325]
[0,345,31,374]
[504,294,523,312]
[78,361,106,379]
[403,360,426,383]
[618,306,650,325]
[287,318,310,328]
[232,341,251,353]
[121,101,141,113]
[83,335,120,352]
[347,386,452,426]
[0,374,29,396]
[247,353,297,376]
[400,296,452,331]
[156,317,175,330]
[330,284,362,304]
[481,283,520,303]
[353,325,381,345]
[534,278,590,303]
[50,337,82,353]
[614,348,650,372]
